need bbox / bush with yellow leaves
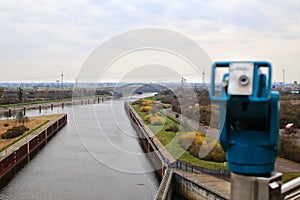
[149,115,165,126]
[178,132,202,150]
[140,99,153,106]
[140,106,151,112]
[178,132,226,162]
[144,114,151,122]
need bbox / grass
[131,104,150,125]
[0,99,73,108]
[0,120,50,153]
[282,172,300,183]
[0,95,109,108]
[144,95,157,101]
[160,111,196,132]
[131,98,227,170]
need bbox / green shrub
[178,132,226,162]
[178,132,197,150]
[150,115,165,126]
[1,125,28,139]
[202,143,226,162]
[165,125,179,133]
[131,100,140,105]
[144,114,151,122]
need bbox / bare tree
[17,87,23,102]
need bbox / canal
[0,95,159,199]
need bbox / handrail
[161,169,173,200]
[282,176,300,199]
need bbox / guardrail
[282,176,300,199]
[171,160,230,176]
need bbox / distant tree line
[157,89,300,129]
[280,102,300,129]
[279,91,300,101]
[156,88,300,163]
[156,88,211,126]
[0,87,113,105]
[279,134,300,163]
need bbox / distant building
[291,81,300,94]
[293,81,298,88]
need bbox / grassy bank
[144,96,157,101]
[131,98,226,171]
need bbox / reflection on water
[0,95,159,200]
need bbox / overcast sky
[0,0,299,83]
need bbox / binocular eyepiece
[210,61,279,175]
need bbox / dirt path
[275,158,300,173]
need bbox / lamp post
[137,183,153,200]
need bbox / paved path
[174,169,230,200]
[275,158,300,173]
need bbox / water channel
[0,95,159,200]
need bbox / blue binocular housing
[210,61,279,175]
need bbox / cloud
[0,0,299,82]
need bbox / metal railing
[282,176,300,200]
[172,160,230,176]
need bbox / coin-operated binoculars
[210,62,281,200]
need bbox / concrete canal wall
[124,102,176,177]
[155,169,230,200]
[0,114,67,188]
[0,97,111,114]
[172,170,230,200]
